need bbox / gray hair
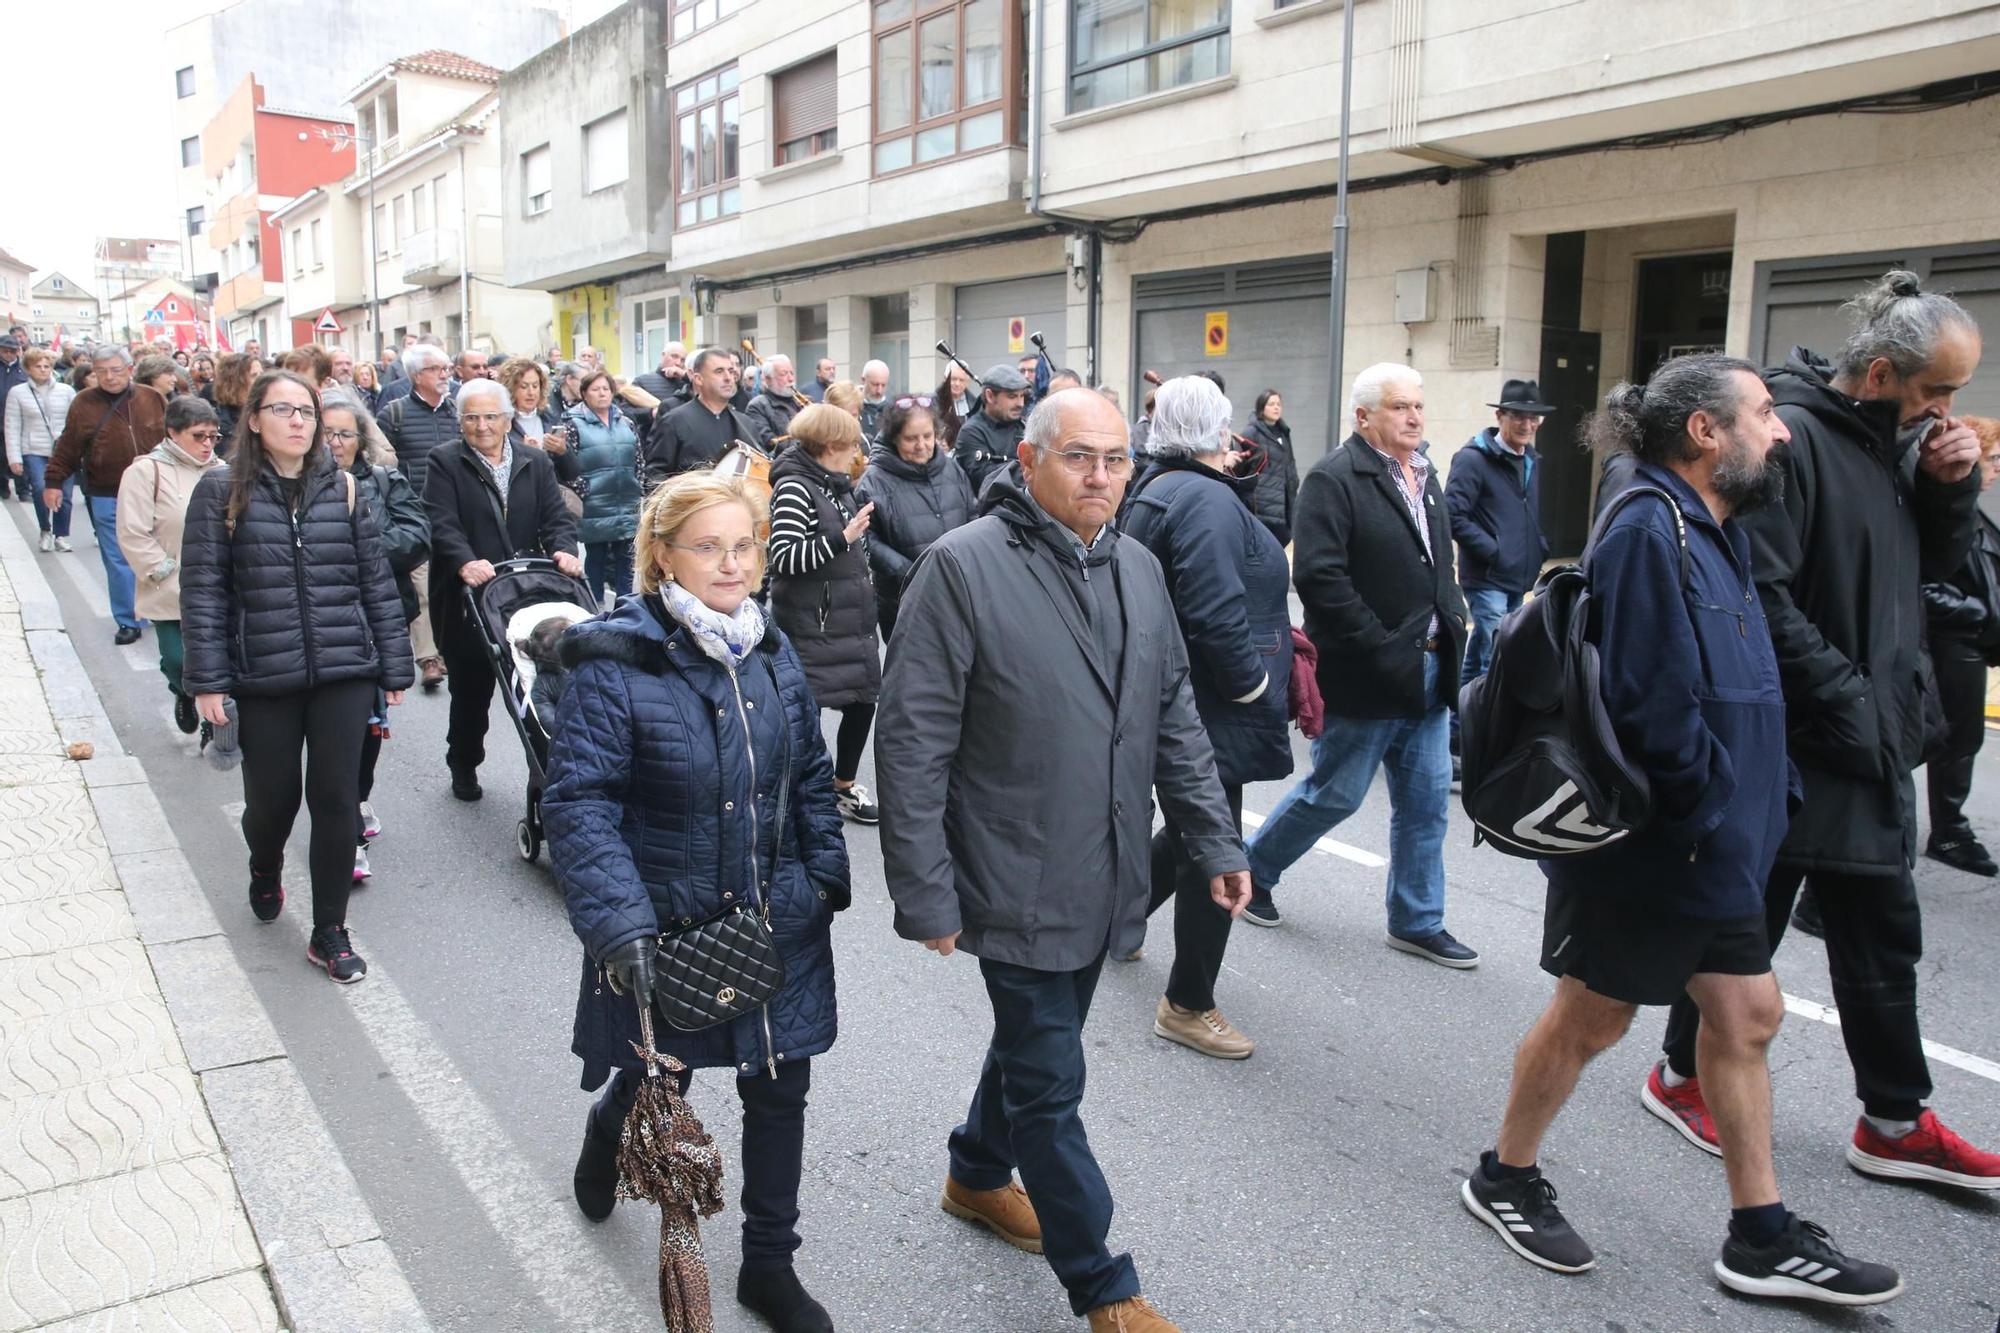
[1587,354,1761,467]
[1835,270,1979,381]
[403,343,450,376]
[454,377,507,414]
[764,353,792,373]
[1147,375,1233,458]
[92,345,133,367]
[319,386,392,465]
[861,359,889,379]
[1023,386,1129,452]
[1348,362,1421,416]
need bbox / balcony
[401,228,460,287]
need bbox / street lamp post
[318,122,381,361]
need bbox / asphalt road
[19,498,1999,1333]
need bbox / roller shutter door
[953,275,1068,379]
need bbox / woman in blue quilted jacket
[542,471,850,1333]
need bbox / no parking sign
[1204,310,1229,357]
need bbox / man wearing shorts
[1460,355,1902,1307]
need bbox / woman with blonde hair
[545,470,849,1333]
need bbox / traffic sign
[1204,310,1229,357]
[315,308,343,335]
[1007,317,1026,355]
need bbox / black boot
[572,1104,620,1222]
[736,1265,833,1333]
[1926,836,1999,877]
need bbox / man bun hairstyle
[1835,269,1978,381]
[1587,353,1760,467]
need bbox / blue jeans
[949,953,1139,1317]
[86,495,139,629]
[583,539,633,606]
[1459,586,1523,689]
[1246,652,1451,940]
[23,455,73,537]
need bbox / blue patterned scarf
[657,581,766,666]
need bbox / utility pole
[318,122,381,361]
[1327,0,1358,454]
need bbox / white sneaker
[359,801,382,840]
[38,531,54,552]
[352,845,372,882]
[54,537,72,552]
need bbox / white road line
[1239,807,1387,869]
[1254,803,2000,1085]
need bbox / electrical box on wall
[1394,266,1437,323]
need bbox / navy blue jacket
[1445,428,1548,593]
[1548,463,1795,918]
[543,596,849,1088]
[1121,456,1295,786]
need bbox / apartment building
[26,274,101,346]
[94,239,185,345]
[0,248,34,333]
[503,0,2000,553]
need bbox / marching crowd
[3,264,1997,1332]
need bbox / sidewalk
[0,511,429,1332]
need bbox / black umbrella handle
[636,1001,663,1079]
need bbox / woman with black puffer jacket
[855,396,974,639]
[180,370,415,984]
[1244,389,1301,547]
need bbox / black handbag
[649,653,791,1033]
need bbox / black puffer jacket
[1244,416,1301,547]
[378,391,458,498]
[350,457,430,625]
[180,461,415,698]
[1745,348,1978,872]
[765,448,880,709]
[855,442,976,636]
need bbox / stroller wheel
[516,818,540,863]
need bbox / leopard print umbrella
[617,1006,726,1332]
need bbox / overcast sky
[2,0,615,300]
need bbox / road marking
[1238,808,1387,868]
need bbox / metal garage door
[954,275,1069,380]
[1133,256,1332,465]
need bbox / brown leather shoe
[1087,1295,1180,1332]
[419,657,446,691]
[941,1176,1042,1253]
[1153,996,1255,1060]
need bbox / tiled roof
[0,245,31,271]
[392,50,504,84]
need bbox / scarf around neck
[657,582,766,666]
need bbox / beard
[1714,435,1785,513]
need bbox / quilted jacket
[543,594,850,1089]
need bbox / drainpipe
[1327,0,1358,453]
[1026,0,1101,384]
[457,141,472,347]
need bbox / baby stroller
[462,557,598,864]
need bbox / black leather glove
[603,938,657,1010]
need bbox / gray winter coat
[877,473,1246,972]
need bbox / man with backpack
[1461,355,1903,1306]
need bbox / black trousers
[441,638,497,775]
[357,726,383,846]
[1146,782,1243,1013]
[830,703,874,784]
[595,1058,811,1268]
[236,680,375,929]
[1662,863,1931,1120]
[1926,632,1987,845]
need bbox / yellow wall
[551,284,622,374]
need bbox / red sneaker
[1641,1060,1722,1157]
[1848,1110,2000,1190]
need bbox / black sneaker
[1460,1158,1596,1274]
[1714,1214,1902,1306]
[1241,891,1281,928]
[450,767,483,802]
[835,783,880,825]
[306,925,368,984]
[248,868,284,923]
[114,625,142,646]
[1388,929,1481,969]
[173,692,199,735]
[1925,836,1999,877]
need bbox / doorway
[1630,252,1732,380]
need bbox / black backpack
[1457,485,1687,858]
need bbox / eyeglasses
[188,429,222,442]
[670,539,762,565]
[461,412,508,427]
[324,428,360,444]
[1041,447,1134,478]
[893,395,936,409]
[258,403,317,422]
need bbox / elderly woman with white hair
[1117,375,1294,1060]
[423,377,582,802]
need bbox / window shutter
[774,53,838,146]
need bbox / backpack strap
[1586,483,1689,588]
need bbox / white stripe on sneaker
[1810,1268,1841,1283]
[1776,1257,1806,1274]
[1791,1262,1824,1280]
[1507,1223,1534,1233]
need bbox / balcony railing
[401,228,460,287]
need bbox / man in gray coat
[877,388,1249,1333]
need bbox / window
[411,182,429,233]
[1069,0,1230,112]
[291,228,304,277]
[773,53,839,165]
[50,278,63,291]
[175,66,196,99]
[432,174,451,228]
[868,292,910,392]
[522,146,552,216]
[392,195,408,251]
[180,136,201,167]
[309,220,323,269]
[872,0,1014,175]
[584,109,630,192]
[670,0,744,43]
[185,205,205,238]
[795,303,829,377]
[672,67,741,227]
[380,90,399,144]
[373,202,390,255]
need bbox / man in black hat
[956,363,1031,493]
[1445,378,1554,759]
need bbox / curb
[0,507,433,1332]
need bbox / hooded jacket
[1743,347,1978,873]
[1445,426,1548,594]
[542,596,849,1087]
[115,440,228,622]
[876,470,1246,972]
[854,440,977,634]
